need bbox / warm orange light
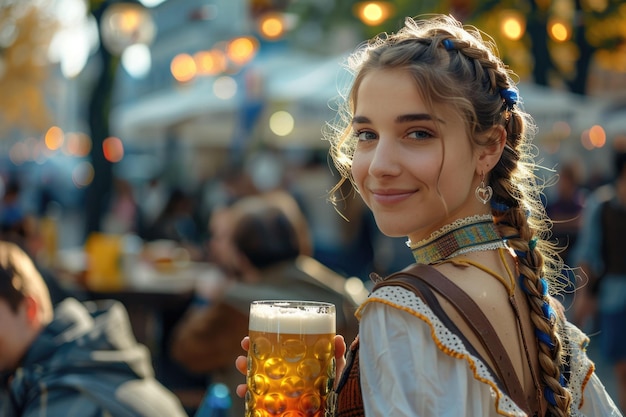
[552,121,571,139]
[195,50,227,76]
[258,13,285,40]
[548,19,571,42]
[171,53,197,82]
[580,130,594,150]
[500,12,526,41]
[353,2,394,26]
[227,36,259,66]
[102,136,124,163]
[65,132,92,157]
[45,126,64,150]
[589,125,606,148]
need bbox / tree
[284,0,626,96]
[0,0,57,135]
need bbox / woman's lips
[370,189,415,204]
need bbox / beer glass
[247,300,336,417]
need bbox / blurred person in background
[101,177,140,236]
[169,190,366,417]
[141,187,204,261]
[545,161,586,317]
[545,161,585,265]
[0,240,188,417]
[572,144,626,413]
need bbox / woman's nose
[368,137,401,177]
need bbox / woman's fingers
[241,336,250,351]
[235,354,247,376]
[235,355,248,398]
[235,337,250,398]
[334,334,347,384]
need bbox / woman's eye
[407,129,434,140]
[354,130,377,141]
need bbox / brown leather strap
[375,263,530,414]
[373,276,508,393]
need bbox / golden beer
[247,301,336,417]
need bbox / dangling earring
[475,171,493,204]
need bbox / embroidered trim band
[407,215,507,265]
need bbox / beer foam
[249,301,336,334]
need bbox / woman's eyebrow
[396,113,445,124]
[351,115,370,124]
[351,113,445,124]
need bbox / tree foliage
[0,0,58,134]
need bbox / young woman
[236,14,622,417]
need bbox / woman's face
[351,69,487,243]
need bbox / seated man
[170,191,367,416]
[0,240,188,417]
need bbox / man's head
[232,201,300,269]
[226,191,311,271]
[0,241,53,372]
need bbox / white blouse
[356,285,623,417]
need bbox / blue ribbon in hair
[490,200,510,212]
[542,301,557,322]
[539,278,549,297]
[544,386,558,406]
[535,328,555,350]
[500,87,518,110]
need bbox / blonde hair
[324,14,571,416]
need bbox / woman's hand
[234,337,250,399]
[235,334,348,398]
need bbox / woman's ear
[23,296,41,327]
[477,126,506,174]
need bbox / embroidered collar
[407,214,506,265]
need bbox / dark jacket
[0,298,187,417]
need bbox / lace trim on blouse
[561,321,596,413]
[356,286,595,417]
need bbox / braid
[436,19,574,415]
[325,14,573,416]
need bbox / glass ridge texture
[247,301,336,417]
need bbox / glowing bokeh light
[65,132,92,157]
[269,111,295,137]
[195,50,227,76]
[354,2,393,26]
[122,43,152,78]
[213,76,238,99]
[171,53,197,82]
[548,20,570,42]
[45,126,64,150]
[501,14,525,41]
[227,36,258,66]
[552,121,572,139]
[259,14,284,40]
[103,136,124,162]
[589,125,606,148]
[9,142,28,165]
[580,130,594,150]
[73,161,94,187]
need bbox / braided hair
[325,14,572,417]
